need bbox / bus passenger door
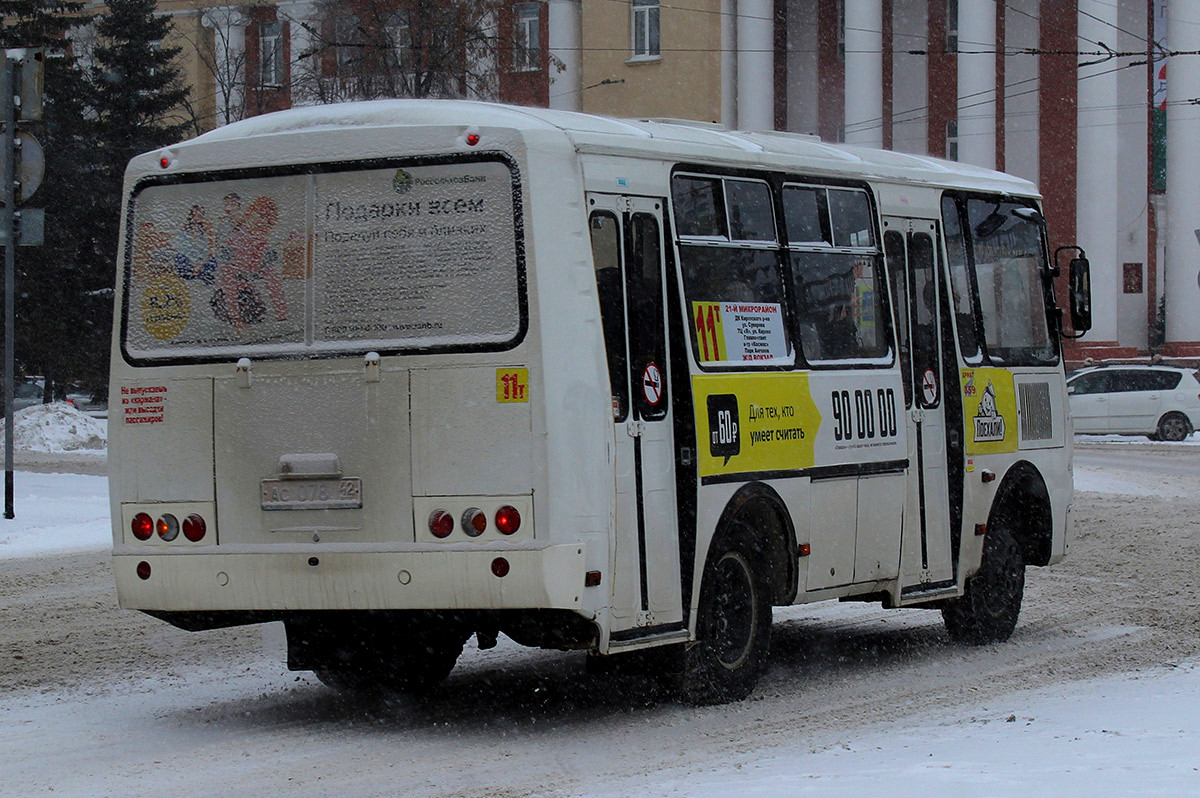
[588,194,682,632]
[884,218,956,594]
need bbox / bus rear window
[122,158,523,362]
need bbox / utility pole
[2,49,46,520]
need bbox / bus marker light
[183,514,207,542]
[429,509,454,538]
[131,513,153,541]
[156,514,179,541]
[975,523,987,537]
[585,570,602,587]
[980,468,996,483]
[462,508,487,536]
[491,557,510,578]
[465,133,480,146]
[495,505,521,535]
[798,543,811,557]
[136,561,151,580]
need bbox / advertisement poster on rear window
[124,159,521,361]
[311,160,520,349]
[126,176,309,358]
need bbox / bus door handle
[626,420,646,438]
[909,407,923,424]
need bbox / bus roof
[184,99,1038,198]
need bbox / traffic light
[3,48,46,246]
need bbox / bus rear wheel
[680,524,771,705]
[942,522,1025,645]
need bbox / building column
[548,0,582,111]
[201,7,250,126]
[279,1,315,106]
[1165,0,1200,345]
[737,0,774,130]
[956,0,995,168]
[843,1,882,146]
[1075,0,1121,344]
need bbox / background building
[158,0,1199,364]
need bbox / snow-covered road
[2,443,1199,796]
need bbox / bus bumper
[112,545,586,613]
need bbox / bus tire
[680,523,771,705]
[942,522,1025,645]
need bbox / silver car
[1067,365,1200,441]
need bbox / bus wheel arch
[709,483,799,606]
[991,461,1054,567]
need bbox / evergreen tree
[0,0,98,400]
[65,0,189,395]
[90,0,191,164]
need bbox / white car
[1067,365,1200,441]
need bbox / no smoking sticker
[922,368,939,406]
[642,363,663,406]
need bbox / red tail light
[182,514,207,542]
[491,557,510,577]
[136,561,152,580]
[495,505,521,535]
[131,513,153,541]
[429,509,454,539]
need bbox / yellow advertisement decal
[961,368,1018,455]
[693,372,821,479]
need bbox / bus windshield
[121,157,523,363]
[959,197,1056,366]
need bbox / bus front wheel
[942,522,1025,645]
[681,523,772,705]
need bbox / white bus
[109,100,1091,704]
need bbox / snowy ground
[1,438,1198,796]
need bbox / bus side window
[590,212,630,421]
[627,212,668,421]
[884,230,912,407]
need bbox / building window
[514,2,540,71]
[632,0,660,59]
[385,11,411,72]
[336,14,360,71]
[946,119,959,161]
[260,20,284,86]
[946,0,958,53]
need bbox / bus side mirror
[1069,256,1092,334]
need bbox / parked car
[12,379,44,411]
[1067,365,1200,441]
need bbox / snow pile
[0,402,107,452]
[0,472,109,557]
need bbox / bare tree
[288,0,506,105]
[187,5,255,127]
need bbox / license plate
[261,478,362,511]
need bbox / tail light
[131,513,153,541]
[136,561,152,580]
[182,514,207,542]
[495,505,521,535]
[491,557,510,577]
[429,509,454,539]
[156,514,179,541]
[462,508,487,537]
